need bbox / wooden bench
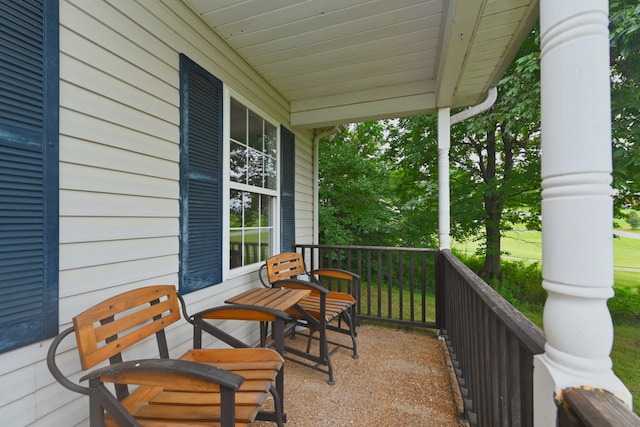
[259,252,359,384]
[47,285,287,427]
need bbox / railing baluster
[387,251,393,319]
[409,251,415,322]
[398,252,404,320]
[366,249,372,317]
[421,251,427,323]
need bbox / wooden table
[225,287,311,354]
[225,287,310,313]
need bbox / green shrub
[609,286,640,325]
[627,210,640,230]
[454,251,545,308]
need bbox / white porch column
[534,1,632,425]
[437,107,451,250]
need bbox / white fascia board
[290,92,437,129]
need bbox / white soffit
[186,0,538,128]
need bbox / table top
[225,287,310,312]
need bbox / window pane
[260,195,272,227]
[230,98,246,143]
[229,141,246,184]
[229,189,244,269]
[248,149,264,187]
[244,230,261,265]
[229,189,243,228]
[265,156,276,190]
[265,122,277,157]
[248,110,262,150]
[245,192,260,227]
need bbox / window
[229,98,277,269]
[0,0,59,352]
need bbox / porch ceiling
[184,0,538,129]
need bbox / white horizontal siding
[294,129,315,245]
[0,1,319,425]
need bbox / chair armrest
[310,268,360,297]
[80,358,244,391]
[272,278,329,295]
[311,268,360,281]
[326,291,356,303]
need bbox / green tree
[318,122,396,246]
[610,0,640,211]
[385,31,542,278]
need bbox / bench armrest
[80,358,244,391]
[191,304,290,322]
[47,326,92,396]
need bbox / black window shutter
[280,126,296,252]
[0,0,59,353]
[179,55,223,294]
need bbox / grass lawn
[612,324,640,414]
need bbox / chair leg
[319,326,335,385]
[344,311,359,359]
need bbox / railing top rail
[295,244,439,253]
[440,249,546,354]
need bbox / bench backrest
[264,252,307,283]
[73,285,181,370]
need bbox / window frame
[222,88,281,279]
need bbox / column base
[533,353,632,427]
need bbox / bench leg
[255,385,285,427]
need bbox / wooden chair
[259,252,359,384]
[47,285,286,427]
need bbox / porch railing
[436,249,545,426]
[294,244,636,426]
[296,244,438,328]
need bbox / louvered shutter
[280,126,296,252]
[0,0,59,352]
[179,55,223,293]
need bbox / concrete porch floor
[254,324,466,426]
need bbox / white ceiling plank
[256,32,438,74]
[222,1,440,49]
[238,13,440,59]
[185,0,539,126]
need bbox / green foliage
[610,324,640,415]
[609,286,640,324]
[319,123,397,246]
[627,210,640,229]
[610,0,640,213]
[455,249,640,329]
[454,250,546,309]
